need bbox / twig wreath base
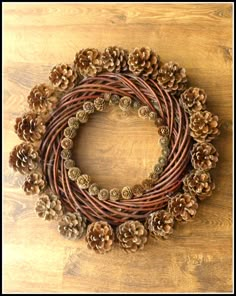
[9,46,220,254]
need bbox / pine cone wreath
[116,220,148,253]
[145,210,174,239]
[102,46,129,73]
[128,47,160,80]
[180,87,207,114]
[58,212,86,240]
[183,170,215,200]
[74,48,103,77]
[9,143,39,174]
[14,112,45,143]
[35,194,63,221]
[86,221,114,254]
[168,193,198,223]
[49,63,77,91]
[191,142,219,170]
[157,61,187,95]
[189,111,220,143]
[23,172,47,195]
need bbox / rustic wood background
[3,3,233,293]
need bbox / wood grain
[3,3,233,293]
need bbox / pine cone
[74,48,103,77]
[9,143,39,174]
[189,111,220,143]
[98,189,109,201]
[61,138,73,150]
[14,112,45,143]
[121,186,133,200]
[145,210,174,239]
[116,220,148,253]
[132,184,144,197]
[58,212,86,240]
[83,101,95,114]
[168,193,198,223]
[68,117,80,129]
[158,126,169,137]
[155,117,165,127]
[183,170,215,200]
[60,149,72,160]
[149,111,157,121]
[128,47,160,80]
[68,167,81,181]
[142,178,153,190]
[153,163,163,175]
[23,172,47,195]
[94,97,106,111]
[102,46,129,73]
[110,188,121,201]
[119,96,132,112]
[77,174,91,189]
[86,221,114,254]
[159,136,169,147]
[49,63,77,91]
[35,194,63,221]
[191,142,219,170]
[64,127,77,139]
[138,106,150,119]
[89,183,99,196]
[64,159,75,170]
[157,61,187,95]
[180,87,207,114]
[109,94,120,105]
[76,110,89,123]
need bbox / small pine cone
[119,96,132,112]
[132,184,144,197]
[121,186,133,200]
[116,220,148,253]
[9,143,39,174]
[162,147,170,157]
[138,106,150,119]
[158,155,167,167]
[132,100,141,109]
[158,126,169,137]
[128,47,160,80]
[60,149,72,160]
[64,127,77,139]
[49,63,77,91]
[157,62,187,95]
[77,174,91,189]
[86,221,114,254]
[189,111,220,143]
[102,46,129,73]
[104,92,111,102]
[149,111,157,121]
[159,136,169,147]
[74,48,103,77]
[64,159,75,170]
[27,83,57,113]
[68,167,81,181]
[14,112,45,143]
[94,97,106,111]
[145,210,174,239]
[35,194,63,221]
[83,101,95,114]
[61,138,73,150]
[149,171,160,180]
[183,170,215,200]
[98,189,109,201]
[58,212,86,240]
[191,142,219,170]
[153,163,163,175]
[180,87,207,114]
[23,172,47,195]
[168,192,198,223]
[155,117,164,127]
[76,110,89,123]
[68,117,80,129]
[89,183,99,196]
[110,188,121,201]
[109,94,120,105]
[142,178,153,190]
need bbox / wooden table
[3,3,233,293]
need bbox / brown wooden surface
[3,3,233,293]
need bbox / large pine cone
[145,210,174,239]
[102,46,129,73]
[23,172,47,195]
[168,193,198,223]
[183,170,215,200]
[14,112,45,143]
[86,221,114,254]
[9,143,39,174]
[189,111,220,143]
[191,142,219,170]
[157,61,187,95]
[74,48,103,77]
[49,63,77,91]
[35,194,63,221]
[58,212,86,240]
[128,47,160,80]
[116,220,148,252]
[180,87,207,114]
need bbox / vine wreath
[9,47,220,253]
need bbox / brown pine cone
[157,61,187,95]
[58,212,86,240]
[109,94,120,105]
[119,96,132,112]
[159,136,169,147]
[74,48,103,77]
[191,142,219,170]
[64,127,77,139]
[60,149,72,160]
[68,117,80,129]
[168,193,198,223]
[145,210,174,239]
[77,174,91,189]
[180,87,207,114]
[102,46,129,73]
[35,194,63,221]
[149,111,157,121]
[76,110,89,123]
[23,172,47,195]
[116,220,148,253]
[98,188,109,201]
[68,167,81,181]
[61,138,73,150]
[64,159,75,170]
[83,101,95,114]
[132,184,144,197]
[89,183,99,196]
[128,47,160,80]
[94,97,106,111]
[153,163,163,175]
[9,143,39,174]
[142,178,154,190]
[189,111,220,143]
[49,63,77,91]
[155,117,164,127]
[121,186,133,200]
[86,221,114,254]
[110,188,121,201]
[14,112,45,143]
[138,106,150,119]
[183,170,215,200]
[158,126,169,137]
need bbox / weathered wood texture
[3,3,233,293]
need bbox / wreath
[9,47,220,253]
